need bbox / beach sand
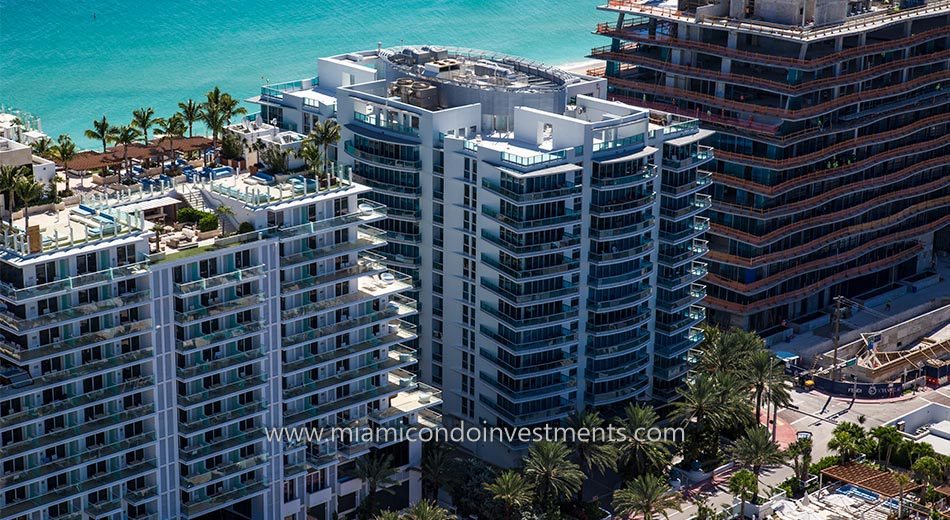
[557,59,603,75]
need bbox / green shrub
[197,214,219,232]
[809,455,840,476]
[178,207,208,223]
[238,222,255,234]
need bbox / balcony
[591,164,658,189]
[657,261,708,290]
[281,254,387,294]
[178,376,267,407]
[279,229,388,267]
[280,272,412,321]
[655,327,705,358]
[479,348,577,378]
[181,479,268,518]
[281,297,417,347]
[480,255,580,281]
[661,170,712,197]
[479,395,573,427]
[589,217,655,240]
[590,192,656,216]
[1,460,156,519]
[483,207,581,231]
[655,306,705,335]
[480,372,576,402]
[1,347,152,396]
[124,485,158,506]
[480,302,578,330]
[0,432,154,488]
[592,134,645,154]
[587,332,651,359]
[662,146,714,171]
[283,381,404,425]
[277,200,388,241]
[175,265,266,295]
[181,455,269,489]
[282,321,416,374]
[0,262,149,303]
[658,239,708,267]
[353,111,420,137]
[481,279,577,306]
[0,376,153,428]
[179,430,266,461]
[480,326,578,355]
[0,290,150,332]
[344,140,422,170]
[588,263,652,289]
[587,286,652,311]
[587,353,649,379]
[174,294,265,323]
[659,216,709,243]
[177,347,265,380]
[179,401,268,435]
[657,283,707,312]
[0,404,155,458]
[653,362,691,381]
[481,231,581,256]
[0,319,153,363]
[177,321,265,352]
[587,378,649,406]
[283,353,411,399]
[588,239,654,264]
[481,179,582,204]
[661,194,712,221]
[586,308,652,334]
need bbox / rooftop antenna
[377,41,382,54]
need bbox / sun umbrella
[823,494,856,507]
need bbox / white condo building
[251,46,712,466]
[0,164,439,519]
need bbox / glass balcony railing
[588,263,652,288]
[480,372,575,400]
[0,262,149,302]
[481,231,580,256]
[178,430,266,461]
[0,320,152,362]
[587,379,649,406]
[281,296,417,345]
[498,149,568,169]
[591,164,658,189]
[480,255,580,280]
[483,207,580,231]
[177,321,265,352]
[589,217,655,239]
[280,229,388,267]
[277,200,387,240]
[479,395,572,426]
[174,295,265,324]
[280,273,412,321]
[179,402,268,435]
[587,287,652,311]
[586,308,652,334]
[480,326,577,353]
[481,179,582,203]
[592,134,645,154]
[181,479,268,517]
[656,305,705,335]
[182,455,269,489]
[174,265,266,295]
[281,254,387,293]
[344,141,422,170]
[588,239,654,263]
[353,111,420,137]
[586,332,651,358]
[479,348,576,378]
[179,376,266,407]
[176,347,265,380]
[0,290,150,332]
[480,302,578,329]
[0,376,153,427]
[284,382,404,425]
[282,321,416,373]
[10,347,152,391]
[590,193,656,215]
[283,356,407,399]
[662,146,714,170]
[587,353,649,379]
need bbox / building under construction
[591,0,949,330]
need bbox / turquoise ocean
[0,0,605,149]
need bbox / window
[116,245,135,266]
[76,253,97,275]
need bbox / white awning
[117,196,181,213]
[595,146,657,165]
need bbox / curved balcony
[344,140,421,171]
[481,255,580,281]
[660,194,711,222]
[710,177,949,247]
[601,70,950,121]
[658,238,708,267]
[586,307,652,336]
[714,155,947,219]
[481,278,577,306]
[590,217,655,240]
[657,283,706,313]
[659,216,709,244]
[588,262,653,289]
[586,377,649,406]
[352,174,422,197]
[480,325,578,356]
[484,207,581,231]
[479,348,577,379]
[662,148,714,172]
[480,372,576,403]
[586,352,650,381]
[707,204,950,268]
[661,170,712,197]
[655,328,705,358]
[655,306,705,336]
[658,261,708,291]
[480,302,578,331]
[587,286,653,312]
[586,331,651,360]
[705,243,924,313]
[479,395,573,427]
[594,22,948,71]
[588,239,654,265]
[592,43,950,95]
[481,231,580,257]
[590,192,656,216]
[481,179,582,204]
[592,164,658,190]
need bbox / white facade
[252,45,713,467]
[0,170,436,519]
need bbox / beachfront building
[249,46,712,465]
[0,167,437,519]
[0,136,56,186]
[591,0,950,333]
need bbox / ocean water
[0,0,605,149]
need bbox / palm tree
[401,500,452,520]
[745,349,792,424]
[694,327,763,376]
[522,440,585,514]
[84,115,116,153]
[299,139,324,181]
[156,114,187,172]
[113,125,141,182]
[672,372,750,461]
[11,116,23,142]
[178,99,201,138]
[14,177,45,232]
[895,472,911,519]
[200,87,246,150]
[870,426,904,466]
[351,451,397,517]
[420,442,452,502]
[786,436,813,486]
[0,165,29,228]
[729,426,786,493]
[612,473,682,520]
[617,402,673,477]
[51,134,77,188]
[31,136,53,158]
[132,107,158,145]
[313,119,341,182]
[373,511,401,520]
[567,409,618,498]
[728,469,758,519]
[484,470,534,520]
[827,422,869,463]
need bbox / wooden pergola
[821,463,922,498]
[52,137,212,171]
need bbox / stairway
[180,187,207,212]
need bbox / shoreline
[556,59,602,75]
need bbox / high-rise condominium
[591,0,949,331]
[252,46,712,465]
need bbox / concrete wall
[755,0,806,25]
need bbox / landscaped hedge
[178,207,219,232]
